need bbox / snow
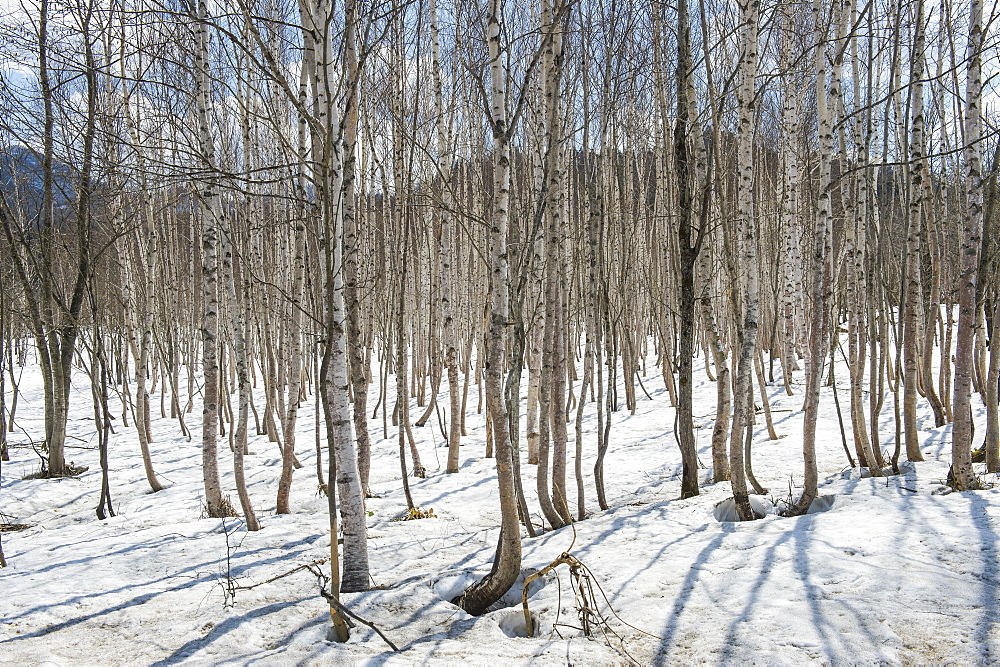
[2,347,999,665]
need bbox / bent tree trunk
[458,0,522,615]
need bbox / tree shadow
[400,471,493,509]
[1,577,208,645]
[149,597,312,665]
[967,492,999,659]
[653,523,734,665]
[920,426,950,460]
[548,496,713,606]
[718,529,793,662]
[786,515,896,663]
[1,539,312,626]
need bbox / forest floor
[1,348,999,665]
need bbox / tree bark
[458,0,523,615]
[192,0,226,517]
[728,0,761,521]
[795,0,836,515]
[950,0,983,490]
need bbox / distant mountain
[0,145,75,220]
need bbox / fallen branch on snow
[233,558,329,591]
[310,563,400,653]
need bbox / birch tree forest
[1,0,999,648]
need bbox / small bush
[0,522,33,533]
[22,463,88,480]
[201,496,240,519]
[392,506,436,521]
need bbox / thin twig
[577,560,662,641]
[233,558,329,591]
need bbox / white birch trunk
[728,0,760,521]
[192,0,226,517]
[458,0,522,615]
[795,0,836,514]
[902,0,927,462]
[950,0,982,489]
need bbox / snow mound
[432,567,547,609]
[432,571,482,603]
[806,494,836,514]
[713,495,774,522]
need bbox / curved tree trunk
[458,0,523,615]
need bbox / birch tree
[794,0,836,514]
[728,0,761,521]
[950,0,983,491]
[457,0,523,615]
[901,0,928,463]
[190,0,229,518]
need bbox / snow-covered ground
[2,347,998,665]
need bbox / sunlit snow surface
[1,348,998,664]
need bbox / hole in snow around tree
[775,494,838,516]
[840,461,915,480]
[497,609,542,638]
[713,495,774,522]
[434,567,548,611]
[715,494,839,522]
